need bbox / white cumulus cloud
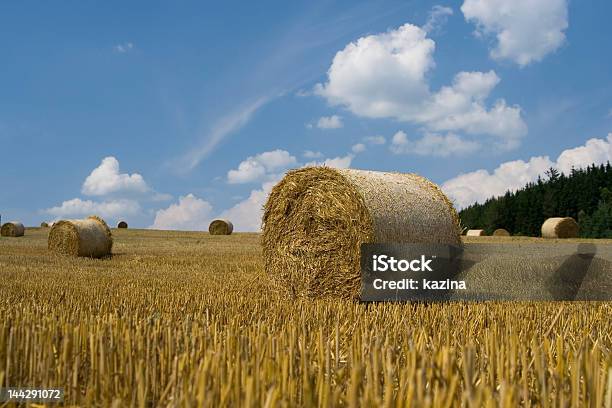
[219,147,358,232]
[442,133,612,208]
[180,138,372,232]
[315,23,433,120]
[305,154,354,169]
[351,143,366,153]
[443,156,554,208]
[45,198,141,220]
[391,131,480,156]
[150,194,213,231]
[303,150,324,159]
[363,135,386,145]
[227,149,297,184]
[461,0,568,66]
[316,115,344,129]
[315,23,526,150]
[555,134,612,174]
[218,180,278,232]
[82,156,150,196]
[113,42,134,53]
[42,156,170,227]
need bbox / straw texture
[209,219,233,235]
[262,167,462,299]
[48,216,113,257]
[493,228,510,236]
[117,221,128,229]
[541,217,579,238]
[1,221,25,237]
[466,229,486,236]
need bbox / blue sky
[1,0,611,231]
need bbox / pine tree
[580,188,612,238]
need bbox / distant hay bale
[40,222,49,228]
[262,167,462,299]
[466,229,486,236]
[541,217,579,239]
[209,219,233,235]
[493,228,510,236]
[117,221,128,229]
[48,215,113,257]
[1,221,25,237]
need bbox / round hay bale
[1,221,25,237]
[493,228,510,236]
[48,215,113,257]
[466,229,486,236]
[262,167,461,299]
[40,222,49,228]
[117,221,128,229]
[541,217,579,239]
[209,219,233,235]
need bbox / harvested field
[1,229,611,406]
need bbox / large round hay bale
[1,221,25,237]
[541,217,579,238]
[40,222,49,228]
[117,221,128,229]
[466,229,486,236]
[262,167,461,299]
[209,219,233,235]
[48,215,113,257]
[493,228,510,236]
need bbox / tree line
[458,162,612,238]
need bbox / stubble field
[1,228,611,407]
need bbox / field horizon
[1,229,611,406]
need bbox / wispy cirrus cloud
[171,96,271,173]
[166,3,411,175]
[423,5,453,34]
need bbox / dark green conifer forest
[458,162,612,238]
